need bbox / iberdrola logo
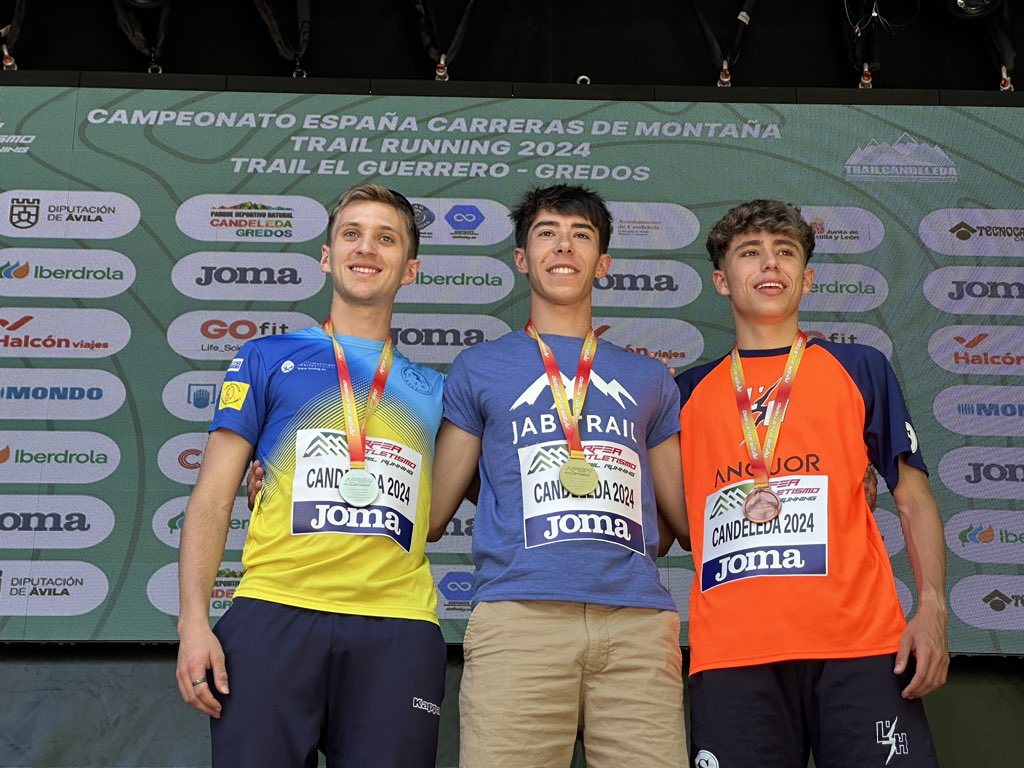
[960,524,995,546]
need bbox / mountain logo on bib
[302,431,349,458]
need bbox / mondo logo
[949,575,1024,630]
[593,259,701,309]
[0,495,115,549]
[928,325,1024,376]
[157,433,210,484]
[0,190,141,239]
[0,431,119,483]
[932,384,1024,437]
[175,194,326,243]
[801,264,887,312]
[152,496,251,550]
[802,322,893,358]
[592,316,704,364]
[171,251,324,301]
[0,307,131,358]
[919,209,1024,257]
[607,202,700,251]
[405,255,514,304]
[0,368,126,420]
[800,206,885,254]
[146,560,244,617]
[390,313,510,365]
[0,560,109,617]
[924,266,1024,315]
[938,446,1024,500]
[167,310,316,360]
[0,248,136,298]
[944,509,1024,565]
[411,197,512,246]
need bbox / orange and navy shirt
[675,339,926,674]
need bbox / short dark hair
[705,199,815,269]
[325,184,420,260]
[509,185,613,253]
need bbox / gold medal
[559,457,599,496]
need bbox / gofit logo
[799,206,885,254]
[933,384,1024,437]
[403,255,514,305]
[919,208,1024,257]
[939,446,1024,500]
[928,326,1024,376]
[802,322,894,358]
[166,310,315,360]
[950,575,1024,629]
[411,197,512,246]
[924,267,1024,316]
[157,433,210,484]
[0,190,140,239]
[592,259,700,309]
[606,202,700,251]
[0,431,119,483]
[0,368,125,420]
[172,252,323,301]
[801,264,887,312]
[176,194,326,243]
[152,496,250,550]
[0,307,131,359]
[592,316,704,364]
[844,132,957,182]
[0,495,115,549]
[0,560,108,617]
[390,313,510,365]
[0,248,136,299]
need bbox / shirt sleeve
[647,362,682,448]
[441,349,483,437]
[209,342,266,447]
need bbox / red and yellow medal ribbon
[322,320,394,471]
[525,321,598,461]
[729,331,807,490]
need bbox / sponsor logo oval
[172,251,325,301]
[0,495,116,549]
[413,198,512,247]
[924,266,1024,315]
[939,446,1024,500]
[802,322,893,358]
[0,431,120,484]
[0,307,131,358]
[920,208,1024,257]
[928,325,1024,376]
[593,259,701,309]
[162,371,226,422]
[0,368,126,420]
[950,575,1024,630]
[429,563,475,620]
[402,255,514,304]
[801,206,885,254]
[593,316,704,366]
[390,313,511,365]
[0,190,140,239]
[157,432,209,485]
[945,509,1024,565]
[167,311,316,360]
[801,264,887,312]
[0,248,136,298]
[0,559,109,616]
[607,202,700,251]
[425,499,475,556]
[152,496,251,550]
[147,560,244,617]
[933,384,1024,437]
[176,194,326,243]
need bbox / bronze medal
[742,487,782,523]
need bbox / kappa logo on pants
[694,749,720,768]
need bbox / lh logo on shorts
[694,750,719,768]
[875,718,909,764]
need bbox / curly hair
[705,199,814,269]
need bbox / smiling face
[712,229,814,332]
[513,209,611,315]
[320,199,419,309]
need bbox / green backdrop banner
[0,86,1021,652]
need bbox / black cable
[412,0,477,80]
[112,0,171,72]
[252,0,310,77]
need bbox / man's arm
[649,436,690,554]
[176,428,253,718]
[891,454,949,699]
[428,419,482,541]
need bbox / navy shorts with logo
[209,597,446,768]
[688,654,938,768]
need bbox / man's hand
[246,460,264,511]
[176,625,229,718]
[863,465,878,512]
[894,603,949,699]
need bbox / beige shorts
[459,600,685,768]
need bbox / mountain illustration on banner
[846,133,954,166]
